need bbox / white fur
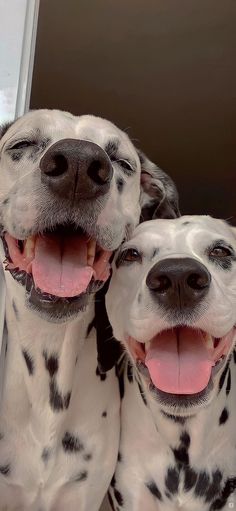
[106,216,236,511]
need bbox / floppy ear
[139,150,180,221]
[95,277,123,373]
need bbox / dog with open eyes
[0,109,179,511]
[106,215,236,511]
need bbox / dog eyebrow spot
[62,431,84,453]
[22,349,34,375]
[105,139,120,158]
[102,411,107,418]
[219,407,229,425]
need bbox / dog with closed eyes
[106,215,236,511]
[0,109,179,511]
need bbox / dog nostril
[187,273,209,290]
[148,275,172,293]
[46,154,68,177]
[87,160,110,185]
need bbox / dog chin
[25,274,104,323]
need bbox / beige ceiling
[31,0,236,220]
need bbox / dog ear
[95,277,123,373]
[0,121,14,141]
[139,150,180,221]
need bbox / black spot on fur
[165,467,179,494]
[161,411,188,425]
[127,360,134,383]
[0,433,4,441]
[74,470,88,482]
[22,349,34,375]
[114,488,124,506]
[102,411,107,418]
[0,464,10,476]
[86,317,95,337]
[108,491,116,511]
[182,221,191,226]
[152,248,159,259]
[218,361,230,393]
[62,432,84,453]
[173,431,190,466]
[194,471,210,497]
[118,452,122,462]
[233,349,236,364]
[146,480,162,501]
[116,177,124,193]
[2,198,9,206]
[41,447,51,464]
[12,300,19,320]
[219,407,229,425]
[226,369,231,395]
[49,380,71,412]
[96,366,107,381]
[184,466,198,491]
[83,453,92,461]
[210,477,236,510]
[116,362,125,400]
[43,351,59,377]
[205,470,223,502]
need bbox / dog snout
[146,257,211,311]
[40,138,113,200]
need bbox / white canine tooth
[205,333,213,349]
[145,341,151,352]
[87,240,96,266]
[24,236,36,258]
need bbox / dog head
[106,216,236,415]
[0,109,178,322]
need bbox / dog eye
[117,248,142,267]
[209,246,232,258]
[116,159,134,174]
[9,140,34,150]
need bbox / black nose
[40,139,113,200]
[146,257,211,311]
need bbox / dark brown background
[31,0,236,221]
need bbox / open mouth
[128,326,235,396]
[1,224,112,303]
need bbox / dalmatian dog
[0,109,179,511]
[106,216,236,511]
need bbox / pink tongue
[32,236,94,297]
[145,328,214,394]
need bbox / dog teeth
[145,341,151,353]
[204,333,213,349]
[24,236,36,258]
[87,240,96,266]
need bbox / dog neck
[135,356,235,459]
[1,276,94,437]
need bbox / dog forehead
[129,216,236,253]
[1,109,136,154]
